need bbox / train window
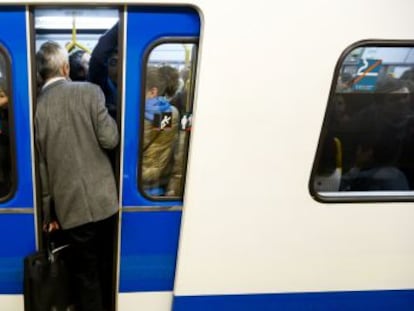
[139,41,197,199]
[310,42,414,202]
[0,47,13,201]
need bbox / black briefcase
[23,241,74,311]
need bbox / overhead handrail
[65,15,91,53]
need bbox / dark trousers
[64,214,117,311]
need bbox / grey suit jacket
[35,79,119,229]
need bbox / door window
[138,41,198,199]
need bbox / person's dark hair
[158,65,179,98]
[374,75,408,108]
[36,41,68,81]
[69,50,87,81]
[146,66,167,95]
[400,69,414,82]
[376,75,405,94]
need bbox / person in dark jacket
[88,22,118,120]
[88,23,119,173]
[35,41,119,311]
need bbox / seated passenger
[141,66,179,196]
[340,134,409,191]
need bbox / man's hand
[43,220,60,232]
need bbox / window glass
[311,43,414,201]
[139,42,197,199]
[0,48,13,199]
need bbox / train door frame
[28,6,125,311]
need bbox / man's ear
[62,62,70,78]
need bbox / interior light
[35,16,118,30]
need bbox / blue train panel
[173,290,414,311]
[0,214,35,293]
[119,211,181,291]
[123,6,200,207]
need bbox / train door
[31,6,122,311]
[119,6,200,310]
[0,5,35,309]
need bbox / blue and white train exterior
[0,0,414,310]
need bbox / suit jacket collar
[41,78,67,94]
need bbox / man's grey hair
[36,41,68,81]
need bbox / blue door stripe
[173,290,414,311]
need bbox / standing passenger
[69,50,91,81]
[141,66,179,196]
[35,41,119,311]
[88,22,118,120]
[88,23,119,171]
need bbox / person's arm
[91,85,119,149]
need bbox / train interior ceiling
[34,8,119,52]
[33,8,189,76]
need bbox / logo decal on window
[153,112,172,130]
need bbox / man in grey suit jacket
[35,41,119,311]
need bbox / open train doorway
[31,6,123,311]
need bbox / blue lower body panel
[119,210,181,292]
[173,290,414,311]
[0,214,35,294]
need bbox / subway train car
[0,0,414,310]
